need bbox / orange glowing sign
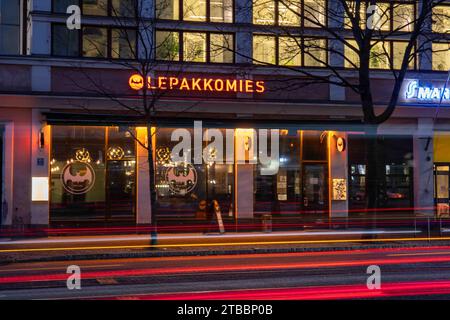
[128,74,265,93]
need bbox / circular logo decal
[107,146,125,160]
[129,74,144,90]
[165,163,197,195]
[61,161,96,195]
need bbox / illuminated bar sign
[128,74,265,93]
[404,79,450,103]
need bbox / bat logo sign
[165,163,197,195]
[129,74,144,90]
[61,161,96,195]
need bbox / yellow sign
[128,74,265,93]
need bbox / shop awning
[43,112,365,131]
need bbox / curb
[4,241,450,264]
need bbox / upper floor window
[432,42,450,71]
[344,40,415,70]
[0,0,21,55]
[52,24,137,59]
[156,0,233,22]
[53,0,136,17]
[433,5,450,33]
[253,0,325,27]
[253,35,327,67]
[155,30,234,63]
[344,1,415,32]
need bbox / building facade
[0,0,450,229]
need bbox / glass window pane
[279,37,301,66]
[344,1,366,30]
[393,4,414,32]
[393,41,414,70]
[112,0,136,17]
[210,0,233,23]
[156,30,180,61]
[372,2,390,31]
[50,126,106,222]
[433,43,450,71]
[370,41,390,69]
[111,29,136,59]
[82,27,108,58]
[344,39,359,68]
[278,0,300,26]
[210,33,233,63]
[183,0,206,21]
[304,38,326,67]
[53,24,80,57]
[302,131,327,161]
[304,0,326,27]
[0,0,20,24]
[0,26,20,55]
[156,0,179,19]
[82,0,108,16]
[183,32,206,62]
[253,0,275,25]
[433,6,450,33]
[53,0,81,13]
[253,35,276,64]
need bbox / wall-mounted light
[38,130,45,149]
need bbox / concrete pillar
[136,127,152,224]
[235,129,255,219]
[1,123,14,226]
[413,118,435,216]
[138,0,155,60]
[30,110,50,226]
[328,131,349,218]
[235,0,252,64]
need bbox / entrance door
[106,160,136,222]
[302,163,328,215]
[435,164,450,216]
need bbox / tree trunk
[147,123,158,246]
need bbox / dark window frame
[344,38,418,71]
[51,23,138,60]
[51,0,137,18]
[155,29,236,64]
[253,0,328,28]
[253,33,329,68]
[155,0,235,23]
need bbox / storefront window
[344,39,359,68]
[393,3,414,32]
[370,41,390,70]
[254,130,329,217]
[303,0,326,27]
[278,0,300,26]
[83,0,108,16]
[155,128,234,222]
[348,134,413,210]
[253,0,275,25]
[50,126,136,224]
[156,0,180,19]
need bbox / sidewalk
[1,227,449,264]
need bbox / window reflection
[82,27,108,58]
[50,126,136,223]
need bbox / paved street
[1,245,450,299]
